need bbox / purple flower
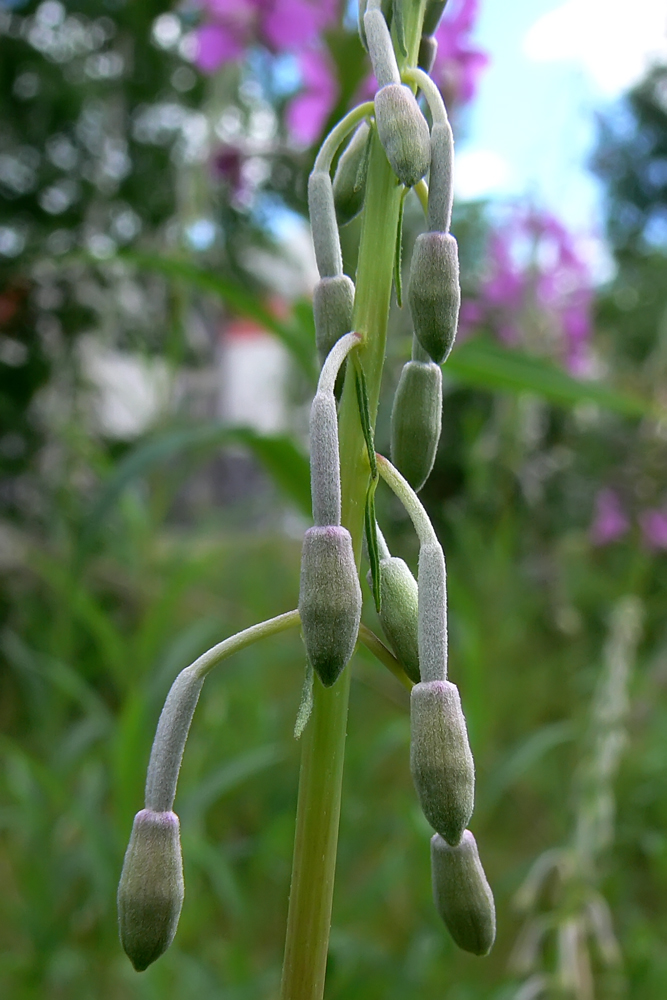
[639,508,667,550]
[590,489,630,546]
[432,0,489,107]
[285,47,339,147]
[463,206,594,372]
[194,0,339,73]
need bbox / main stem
[280,6,426,998]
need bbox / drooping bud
[313,275,355,367]
[375,555,421,684]
[299,525,362,687]
[408,231,460,363]
[374,84,431,189]
[431,830,496,956]
[333,121,371,226]
[418,34,438,73]
[363,3,400,87]
[118,809,185,971]
[410,680,474,845]
[390,360,442,492]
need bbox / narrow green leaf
[81,251,317,380]
[446,337,652,418]
[392,0,408,58]
[364,479,381,613]
[79,424,311,556]
[353,361,377,479]
[394,188,407,308]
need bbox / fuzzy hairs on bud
[408,232,460,363]
[374,84,431,189]
[431,830,496,956]
[390,360,443,493]
[299,526,362,687]
[118,809,185,971]
[313,276,355,367]
[410,680,474,845]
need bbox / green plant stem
[280,6,427,999]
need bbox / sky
[456,0,667,268]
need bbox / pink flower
[285,47,339,147]
[463,206,594,372]
[590,489,630,546]
[194,0,339,73]
[432,0,489,107]
[639,509,667,550]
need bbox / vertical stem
[280,4,427,998]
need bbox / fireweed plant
[117,1,496,993]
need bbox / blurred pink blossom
[461,207,595,374]
[590,489,630,546]
[639,509,667,550]
[285,48,339,146]
[194,0,339,72]
[432,0,489,107]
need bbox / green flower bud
[376,555,421,684]
[374,84,431,189]
[299,526,362,687]
[410,680,474,845]
[117,809,185,971]
[313,275,355,367]
[418,34,438,73]
[408,231,460,363]
[390,360,442,492]
[430,830,496,956]
[332,122,370,227]
[422,0,449,36]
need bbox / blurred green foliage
[2,2,667,998]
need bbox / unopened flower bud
[431,830,496,956]
[333,121,370,226]
[368,555,421,684]
[390,360,442,492]
[374,84,431,189]
[410,680,474,845]
[117,809,185,971]
[418,35,438,73]
[299,526,362,687]
[408,231,460,363]
[313,275,355,368]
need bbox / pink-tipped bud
[410,680,474,845]
[117,809,184,971]
[431,830,496,956]
[298,526,362,687]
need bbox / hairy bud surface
[410,680,474,845]
[118,809,185,971]
[431,830,496,956]
[299,526,362,687]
